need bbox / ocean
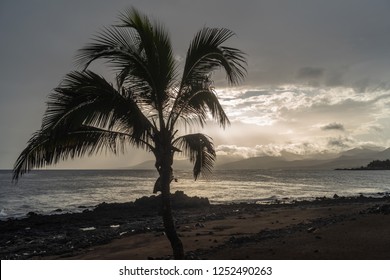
[1,169,390,220]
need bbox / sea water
[0,169,390,220]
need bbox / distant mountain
[130,160,154,169]
[214,155,244,165]
[129,154,244,170]
[279,151,306,161]
[218,147,390,170]
[318,147,390,169]
[217,156,285,170]
[339,147,383,157]
[377,148,390,159]
[130,159,193,170]
[129,147,390,171]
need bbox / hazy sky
[1,0,390,169]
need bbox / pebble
[307,227,317,233]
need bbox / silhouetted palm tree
[13,8,246,259]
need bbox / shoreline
[2,191,389,222]
[1,194,390,260]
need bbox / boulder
[134,191,210,210]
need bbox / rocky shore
[0,191,209,259]
[1,192,390,260]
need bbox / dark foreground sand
[1,195,390,260]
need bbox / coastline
[1,194,390,260]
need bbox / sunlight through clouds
[211,85,390,158]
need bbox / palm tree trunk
[158,151,184,259]
[161,182,184,259]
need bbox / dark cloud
[322,123,345,131]
[325,69,346,87]
[327,137,354,148]
[297,67,325,80]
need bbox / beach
[1,193,390,260]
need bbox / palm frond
[75,25,156,102]
[173,133,216,180]
[75,25,140,69]
[169,27,245,129]
[13,126,132,181]
[43,70,154,145]
[170,83,230,130]
[118,8,177,121]
[13,70,157,180]
[76,8,177,114]
[181,27,247,88]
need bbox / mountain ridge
[128,147,390,170]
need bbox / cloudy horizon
[1,0,390,169]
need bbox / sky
[1,0,390,169]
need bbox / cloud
[321,123,345,131]
[216,140,342,159]
[297,67,325,80]
[216,145,257,158]
[212,85,390,157]
[219,86,390,128]
[369,125,383,133]
[240,90,270,99]
[327,136,355,149]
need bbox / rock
[133,191,210,210]
[371,204,390,214]
[171,191,210,209]
[307,227,317,233]
[133,195,159,209]
[182,226,192,231]
[27,212,38,217]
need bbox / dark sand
[1,195,390,260]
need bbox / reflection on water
[1,169,390,219]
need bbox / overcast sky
[1,0,390,169]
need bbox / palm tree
[13,8,246,259]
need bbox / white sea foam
[79,227,96,231]
[0,208,7,217]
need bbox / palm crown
[13,8,246,181]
